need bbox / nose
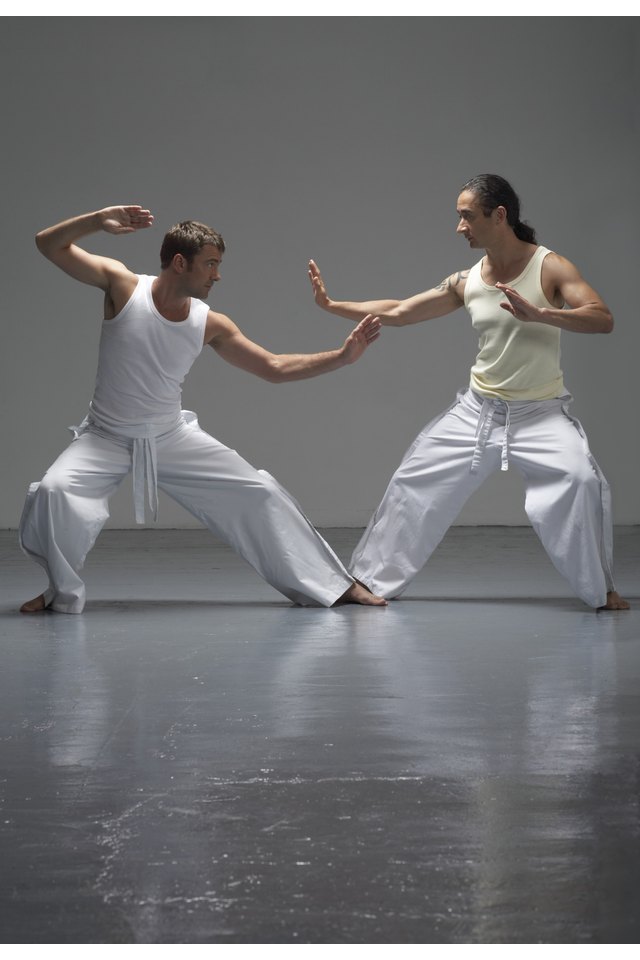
[456,220,466,234]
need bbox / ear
[172,252,188,273]
[494,205,507,225]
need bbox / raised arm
[308,259,467,327]
[35,205,154,301]
[205,310,381,383]
[497,253,613,334]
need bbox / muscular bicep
[544,253,606,310]
[40,241,131,292]
[558,272,607,311]
[207,312,277,380]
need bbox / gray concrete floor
[1,526,639,944]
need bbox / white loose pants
[19,415,353,613]
[351,389,615,608]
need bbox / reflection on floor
[1,527,639,944]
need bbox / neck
[151,274,190,322]
[483,232,534,272]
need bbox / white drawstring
[133,436,159,525]
[501,403,511,472]
[470,397,511,473]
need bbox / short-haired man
[20,205,386,613]
[309,174,628,610]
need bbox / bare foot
[335,582,388,606]
[598,591,630,611]
[19,593,48,614]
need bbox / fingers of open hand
[118,206,154,229]
[129,209,154,229]
[361,314,381,333]
[352,316,381,346]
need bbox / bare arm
[308,259,467,327]
[497,253,613,334]
[35,205,154,306]
[205,311,381,383]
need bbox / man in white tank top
[308,174,628,611]
[19,204,387,613]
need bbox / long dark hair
[461,174,537,244]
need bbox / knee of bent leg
[252,470,285,502]
[248,470,299,512]
[564,457,601,498]
[38,464,72,499]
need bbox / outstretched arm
[308,259,466,327]
[206,311,382,383]
[497,253,613,333]
[35,205,154,292]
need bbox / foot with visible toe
[336,582,388,606]
[598,591,630,611]
[19,593,48,614]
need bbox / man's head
[456,174,536,248]
[160,220,225,271]
[160,221,225,299]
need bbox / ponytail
[514,219,537,244]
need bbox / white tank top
[90,275,208,431]
[464,245,565,401]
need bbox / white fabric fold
[351,387,616,607]
[71,412,187,524]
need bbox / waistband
[461,388,572,474]
[70,410,197,524]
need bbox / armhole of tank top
[463,260,481,309]
[537,249,559,311]
[196,301,209,349]
[104,275,144,324]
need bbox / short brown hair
[160,220,225,270]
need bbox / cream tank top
[89,275,208,432]
[464,245,565,401]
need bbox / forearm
[35,210,105,259]
[323,298,405,326]
[538,303,613,334]
[213,312,379,380]
[267,348,350,383]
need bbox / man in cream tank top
[308,174,628,611]
[19,204,387,613]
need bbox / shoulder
[107,260,139,293]
[538,250,589,308]
[437,266,472,300]
[104,264,140,317]
[96,256,137,287]
[204,309,238,345]
[539,250,581,282]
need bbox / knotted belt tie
[132,435,159,524]
[471,398,511,473]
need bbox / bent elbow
[263,357,284,383]
[35,230,55,260]
[604,311,614,334]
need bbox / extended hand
[308,259,331,309]
[99,205,154,235]
[342,314,381,364]
[496,283,545,323]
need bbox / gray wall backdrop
[1,17,638,528]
